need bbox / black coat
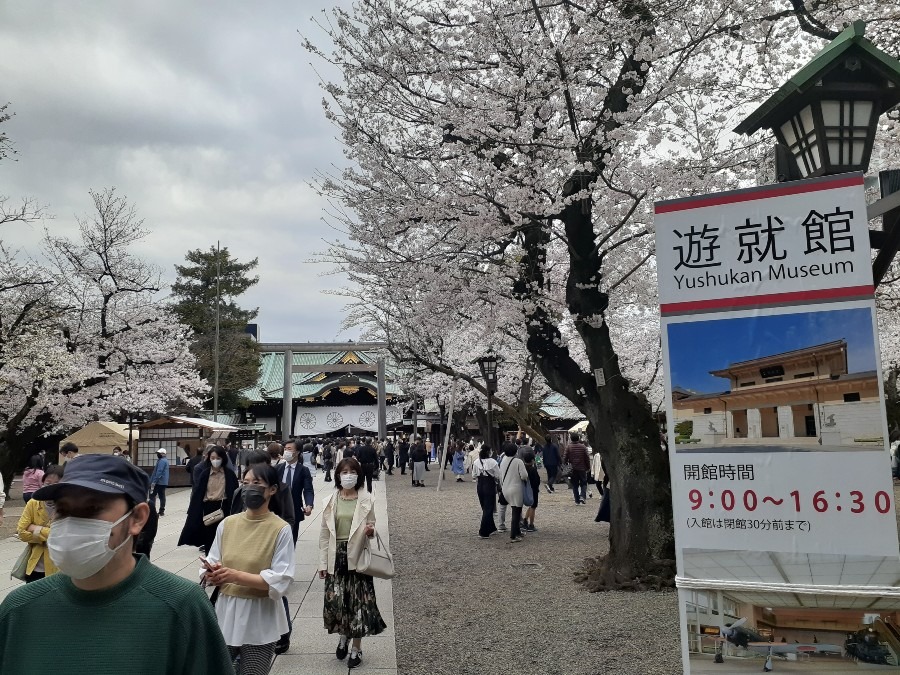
[398,442,409,465]
[410,443,427,463]
[357,444,378,465]
[185,454,204,486]
[177,465,239,547]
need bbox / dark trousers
[545,465,558,488]
[477,477,497,537]
[151,484,167,513]
[361,463,375,493]
[510,506,523,539]
[399,457,407,474]
[386,454,394,474]
[570,469,588,503]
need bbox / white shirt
[202,521,295,646]
[473,458,500,479]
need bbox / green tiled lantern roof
[735,20,900,136]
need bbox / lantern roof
[735,20,900,136]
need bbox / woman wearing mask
[202,463,295,674]
[16,465,63,582]
[21,454,45,502]
[319,458,386,669]
[178,446,239,554]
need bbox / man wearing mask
[278,440,315,543]
[149,448,170,516]
[59,441,79,463]
[0,455,232,674]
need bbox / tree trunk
[473,406,501,453]
[516,201,674,586]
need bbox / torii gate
[258,342,389,441]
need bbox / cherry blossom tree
[309,1,900,586]
[0,188,207,484]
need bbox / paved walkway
[0,471,397,675]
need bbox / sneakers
[525,524,537,532]
[498,523,507,532]
[510,536,524,543]
[348,650,362,668]
[336,636,349,661]
[544,484,552,494]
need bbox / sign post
[655,173,900,673]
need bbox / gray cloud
[0,0,357,342]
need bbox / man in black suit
[278,440,315,543]
[356,437,378,493]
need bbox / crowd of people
[0,429,606,673]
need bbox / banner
[292,404,404,436]
[655,173,900,672]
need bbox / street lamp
[735,20,900,287]
[476,354,499,450]
[735,20,900,181]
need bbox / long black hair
[243,462,279,488]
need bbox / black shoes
[348,651,362,668]
[336,637,349,660]
[274,635,289,655]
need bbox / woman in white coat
[498,441,529,542]
[319,457,387,669]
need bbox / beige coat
[499,455,529,508]
[318,489,376,574]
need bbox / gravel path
[385,468,681,675]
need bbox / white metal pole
[436,377,458,492]
[213,240,221,418]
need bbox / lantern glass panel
[820,99,875,168]
[780,105,819,177]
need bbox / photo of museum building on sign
[672,338,882,451]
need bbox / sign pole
[436,377,458,492]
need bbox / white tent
[59,421,138,455]
[569,420,589,433]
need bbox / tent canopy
[59,421,138,455]
[569,420,589,433]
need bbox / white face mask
[283,451,294,462]
[340,473,358,489]
[211,459,223,468]
[48,510,133,580]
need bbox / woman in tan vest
[319,457,387,669]
[202,463,295,674]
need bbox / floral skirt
[324,541,387,639]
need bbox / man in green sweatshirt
[0,454,234,675]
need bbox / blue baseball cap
[34,453,150,504]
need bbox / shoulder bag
[11,545,30,581]
[356,530,395,579]
[523,476,535,507]
[497,459,513,506]
[202,499,225,526]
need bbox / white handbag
[356,531,395,579]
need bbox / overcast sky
[0,1,357,343]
